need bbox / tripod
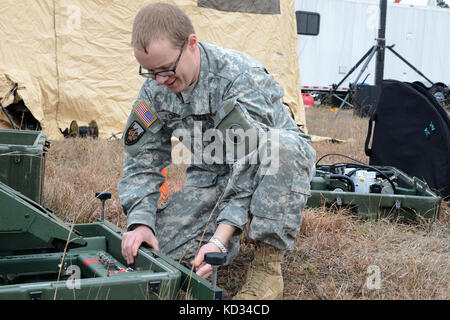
[330,0,435,119]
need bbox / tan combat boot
[233,242,284,300]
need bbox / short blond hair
[131,3,195,52]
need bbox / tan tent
[0,0,305,140]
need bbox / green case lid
[0,181,86,254]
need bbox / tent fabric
[197,0,281,14]
[0,0,305,140]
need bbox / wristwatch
[208,236,228,254]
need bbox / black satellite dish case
[365,80,450,199]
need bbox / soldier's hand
[190,242,222,279]
[121,225,160,265]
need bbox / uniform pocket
[214,98,258,160]
[291,170,311,195]
[184,167,218,188]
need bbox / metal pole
[333,46,377,91]
[386,46,434,86]
[0,83,19,130]
[0,104,17,129]
[333,45,378,119]
[101,201,105,221]
[210,266,218,289]
[375,0,387,86]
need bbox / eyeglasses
[139,48,183,79]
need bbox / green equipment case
[0,182,223,300]
[307,164,441,222]
[0,129,49,204]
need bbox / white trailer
[295,0,450,103]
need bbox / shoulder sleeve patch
[134,100,158,127]
[124,121,145,145]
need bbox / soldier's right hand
[121,224,160,265]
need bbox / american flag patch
[134,100,157,127]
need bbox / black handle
[205,252,227,266]
[95,191,111,201]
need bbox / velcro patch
[125,121,145,145]
[134,100,157,127]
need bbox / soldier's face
[134,35,200,93]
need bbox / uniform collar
[150,42,211,118]
[176,42,210,117]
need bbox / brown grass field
[44,107,449,300]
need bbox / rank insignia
[125,121,145,145]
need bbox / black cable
[345,168,359,177]
[316,153,367,167]
[330,174,355,192]
[316,153,397,193]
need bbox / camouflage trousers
[155,129,316,265]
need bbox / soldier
[119,3,316,300]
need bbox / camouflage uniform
[118,42,316,264]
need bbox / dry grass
[44,138,127,227]
[284,208,449,300]
[43,107,450,300]
[307,107,371,164]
